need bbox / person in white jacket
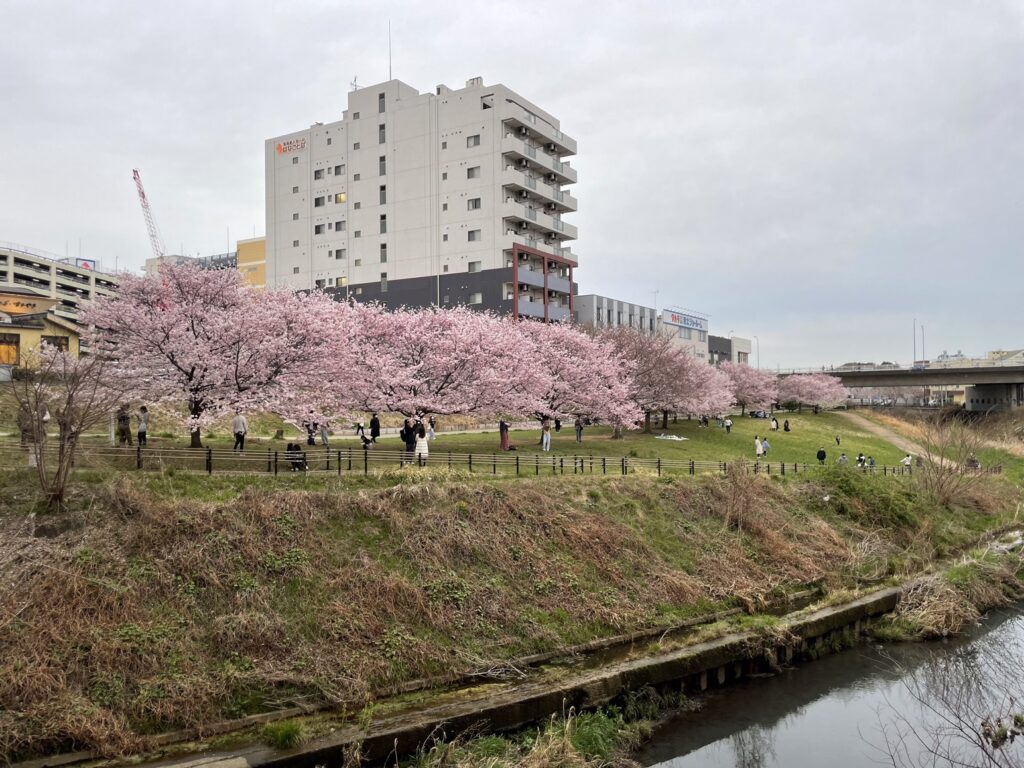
[232,411,248,452]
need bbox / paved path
[836,411,923,457]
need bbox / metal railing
[0,439,979,480]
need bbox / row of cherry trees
[81,263,847,444]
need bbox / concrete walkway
[836,411,923,457]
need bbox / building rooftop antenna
[388,19,392,80]
[350,75,359,91]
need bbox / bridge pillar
[964,383,1024,412]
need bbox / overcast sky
[1,0,1021,367]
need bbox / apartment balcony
[501,168,577,213]
[501,138,577,185]
[501,103,577,156]
[502,202,578,242]
[548,304,570,322]
[501,234,578,266]
[546,273,571,294]
[517,267,546,289]
[518,297,546,319]
[13,261,53,277]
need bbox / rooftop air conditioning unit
[519,221,529,230]
[518,126,529,136]
[518,190,529,199]
[546,173,557,182]
[546,143,557,152]
[546,203,556,211]
[517,159,528,168]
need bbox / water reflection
[637,609,1023,768]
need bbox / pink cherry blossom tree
[82,263,345,447]
[778,373,849,412]
[520,321,640,428]
[677,356,735,416]
[719,361,779,415]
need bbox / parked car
[749,410,770,419]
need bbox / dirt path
[836,410,923,457]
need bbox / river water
[637,608,1024,767]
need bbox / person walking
[499,419,510,451]
[856,452,866,468]
[414,424,429,464]
[900,453,913,468]
[303,411,317,446]
[816,447,827,465]
[783,419,790,432]
[427,416,436,440]
[137,406,149,447]
[574,417,583,443]
[761,437,770,457]
[369,413,381,443]
[835,434,841,446]
[232,410,248,452]
[724,417,733,434]
[755,436,764,459]
[541,418,552,451]
[319,420,330,448]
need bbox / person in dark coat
[400,419,416,453]
[369,413,381,443]
[499,419,510,451]
[816,447,827,465]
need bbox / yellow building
[0,287,81,370]
[237,237,266,289]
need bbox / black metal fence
[0,440,979,480]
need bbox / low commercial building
[0,243,118,323]
[658,308,710,360]
[708,334,752,365]
[0,287,81,378]
[574,294,658,334]
[144,241,267,289]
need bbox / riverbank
[0,467,1019,763]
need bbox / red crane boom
[132,168,166,258]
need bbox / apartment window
[378,124,386,143]
[292,157,298,165]
[334,164,345,175]
[467,134,480,147]
[353,173,360,181]
[379,214,387,234]
[39,335,68,350]
[314,169,324,179]
[442,234,448,242]
[354,230,361,238]
[469,292,482,305]
[339,276,348,286]
[353,111,360,119]
[443,294,450,304]
[354,258,361,266]
[468,229,481,242]
[378,92,385,113]
[378,185,386,204]
[354,202,361,210]
[379,155,386,174]
[293,267,300,274]
[335,249,346,259]
[467,197,481,210]
[355,287,363,295]
[380,243,387,263]
[441,141,447,150]
[681,328,693,340]
[326,137,332,146]
[467,166,480,179]
[292,240,300,247]
[468,260,481,273]
[292,213,299,220]
[292,186,299,193]
[353,142,360,150]
[328,278,334,286]
[442,203,448,211]
[699,331,707,343]
[314,196,324,207]
[336,220,345,231]
[442,172,447,180]
[380,272,388,292]
[335,192,347,203]
[314,224,325,234]
[315,279,325,289]
[443,264,449,272]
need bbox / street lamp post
[753,335,760,368]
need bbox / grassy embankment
[1,442,1020,764]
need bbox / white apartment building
[265,77,578,320]
[0,243,118,323]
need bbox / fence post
[559,457,564,474]
[348,448,353,472]
[573,455,577,475]
[206,448,212,475]
[136,445,142,470]
[325,448,330,472]
[657,458,661,477]
[552,457,556,475]
[337,450,342,476]
[469,454,473,473]
[535,455,539,475]
[516,455,520,476]
[274,450,278,475]
[602,457,606,475]
[418,453,423,468]
[590,455,593,473]
[363,449,368,475]
[448,452,452,469]
[492,454,496,474]
[689,460,695,476]
[621,457,626,476]
[754,461,759,475]
[267,448,272,473]
[781,462,785,476]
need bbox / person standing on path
[414,424,429,464]
[427,416,436,440]
[574,417,583,443]
[771,417,779,432]
[232,410,248,452]
[761,437,770,457]
[835,434,841,446]
[541,418,552,451]
[724,417,733,434]
[755,436,764,459]
[369,413,381,443]
[816,447,827,465]
[137,406,149,447]
[402,419,417,455]
[499,419,510,451]
[116,404,133,446]
[319,420,330,448]
[303,411,317,446]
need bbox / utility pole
[913,318,917,366]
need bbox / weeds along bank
[0,468,1018,762]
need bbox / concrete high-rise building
[265,77,578,320]
[0,243,118,323]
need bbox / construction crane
[132,168,166,258]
